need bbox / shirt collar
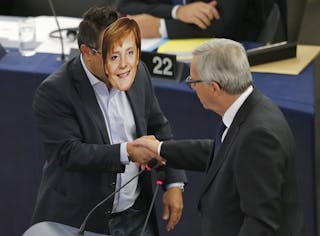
[80,54,121,96]
[223,85,253,128]
[80,54,103,87]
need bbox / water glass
[19,18,36,57]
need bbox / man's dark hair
[77,6,118,49]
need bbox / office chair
[257,3,286,44]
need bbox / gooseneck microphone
[48,0,66,61]
[78,159,159,235]
[140,169,166,236]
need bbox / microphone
[48,0,66,61]
[49,27,78,42]
[78,159,159,235]
[140,169,166,236]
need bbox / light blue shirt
[81,55,139,213]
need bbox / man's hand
[131,136,167,165]
[176,1,220,29]
[127,14,161,38]
[162,187,184,231]
[127,142,155,164]
[133,136,161,154]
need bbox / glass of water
[19,17,37,57]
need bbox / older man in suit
[31,6,186,236]
[116,0,273,40]
[134,38,306,235]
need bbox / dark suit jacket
[116,0,273,40]
[161,89,305,235]
[31,56,187,234]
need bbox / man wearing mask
[31,6,186,235]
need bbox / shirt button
[105,210,111,215]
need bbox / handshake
[127,135,166,167]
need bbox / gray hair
[192,38,252,94]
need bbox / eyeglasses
[91,48,102,55]
[185,75,204,88]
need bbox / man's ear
[209,81,223,98]
[80,44,90,55]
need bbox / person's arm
[33,75,152,173]
[133,137,214,171]
[165,0,249,39]
[117,0,174,18]
[123,1,221,38]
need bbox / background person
[116,0,273,40]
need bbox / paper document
[157,38,212,62]
[0,16,168,55]
[142,38,168,52]
[250,45,320,75]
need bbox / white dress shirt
[81,55,139,213]
[221,85,253,141]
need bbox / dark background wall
[287,0,308,42]
[298,0,320,45]
[1,0,116,18]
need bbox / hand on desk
[176,1,220,29]
[127,1,220,38]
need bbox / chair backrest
[257,3,285,44]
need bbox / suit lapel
[199,123,239,198]
[70,57,110,143]
[126,76,145,137]
[126,62,150,137]
[199,88,262,200]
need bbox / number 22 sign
[141,51,177,80]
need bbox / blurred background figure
[116,0,274,41]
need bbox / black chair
[257,3,286,44]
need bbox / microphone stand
[48,0,66,61]
[140,172,165,236]
[78,169,144,234]
[78,159,159,235]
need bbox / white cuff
[159,19,168,38]
[166,183,185,192]
[157,141,163,156]
[171,5,181,19]
[121,142,130,164]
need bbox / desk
[0,49,317,236]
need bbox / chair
[257,3,286,44]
